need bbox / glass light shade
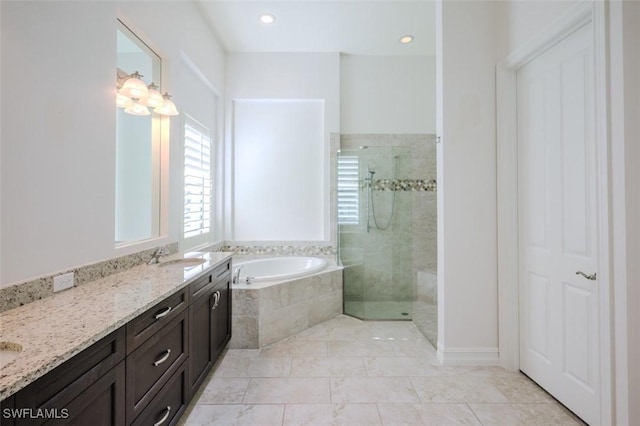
[118,72,149,99]
[154,93,179,116]
[140,83,164,108]
[124,98,150,116]
[116,92,129,108]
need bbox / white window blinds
[184,116,212,239]
[337,155,359,225]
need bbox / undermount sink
[0,341,22,368]
[158,258,206,268]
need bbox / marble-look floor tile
[290,357,367,377]
[259,340,328,358]
[195,378,250,404]
[410,376,509,403]
[468,403,584,425]
[183,404,284,426]
[389,339,438,359]
[244,378,331,404]
[330,377,420,403]
[376,403,481,426]
[214,356,291,378]
[364,356,440,377]
[489,374,555,403]
[282,404,381,426]
[328,340,396,357]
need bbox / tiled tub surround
[0,242,179,313]
[0,251,232,400]
[229,256,343,349]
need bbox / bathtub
[233,256,327,284]
[229,255,342,348]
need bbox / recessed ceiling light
[259,13,276,24]
[400,35,414,44]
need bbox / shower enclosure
[337,145,414,320]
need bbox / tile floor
[181,315,584,425]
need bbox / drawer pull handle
[154,406,171,426]
[153,349,171,366]
[154,306,172,320]
[212,291,220,309]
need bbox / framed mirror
[115,21,161,245]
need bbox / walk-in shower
[338,145,414,320]
[336,135,437,344]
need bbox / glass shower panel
[338,146,413,320]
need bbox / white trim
[436,344,499,366]
[496,1,613,424]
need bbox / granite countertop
[0,251,233,400]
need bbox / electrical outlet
[53,272,75,292]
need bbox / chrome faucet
[148,247,168,265]
[232,266,243,284]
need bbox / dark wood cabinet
[4,327,126,426]
[126,310,188,424]
[1,258,233,426]
[188,260,232,398]
[211,273,232,362]
[130,362,188,426]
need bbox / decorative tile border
[0,243,178,313]
[219,245,337,256]
[368,179,437,192]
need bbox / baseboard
[436,344,500,366]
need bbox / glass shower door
[338,146,413,320]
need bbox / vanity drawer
[213,260,231,280]
[126,310,188,423]
[12,327,125,421]
[126,288,188,353]
[189,272,213,300]
[130,362,188,426]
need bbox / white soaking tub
[233,256,327,285]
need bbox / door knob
[576,271,597,280]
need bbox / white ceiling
[196,1,435,56]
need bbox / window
[337,155,359,225]
[184,115,212,241]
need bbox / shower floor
[344,301,412,320]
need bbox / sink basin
[0,341,22,368]
[158,258,206,268]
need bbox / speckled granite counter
[0,251,233,401]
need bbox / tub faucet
[232,266,243,284]
[148,247,168,265]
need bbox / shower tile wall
[340,134,437,344]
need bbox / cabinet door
[188,286,214,397]
[211,274,231,362]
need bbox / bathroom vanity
[0,252,232,426]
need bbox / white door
[517,24,600,425]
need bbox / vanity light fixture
[118,71,149,99]
[153,93,179,116]
[140,83,165,108]
[399,35,414,44]
[124,98,151,116]
[116,70,179,116]
[259,13,276,24]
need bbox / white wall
[0,1,225,286]
[340,55,435,134]
[436,0,499,362]
[608,2,640,424]
[496,0,581,58]
[225,53,340,243]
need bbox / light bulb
[154,93,179,116]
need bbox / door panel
[517,24,599,425]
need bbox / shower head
[367,168,375,176]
